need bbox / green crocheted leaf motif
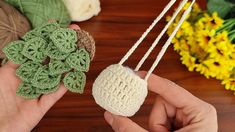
[50,28,77,53]
[49,59,71,75]
[16,61,42,82]
[31,66,61,89]
[44,42,70,60]
[66,49,90,72]
[16,82,41,99]
[63,71,86,93]
[36,22,60,40]
[36,85,59,94]
[3,40,27,64]
[22,37,47,62]
[22,30,38,41]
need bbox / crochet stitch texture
[3,22,94,99]
[92,64,148,117]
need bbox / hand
[104,71,218,132]
[0,61,67,131]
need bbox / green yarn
[22,37,47,62]
[5,0,71,28]
[22,30,38,41]
[63,71,86,94]
[66,48,90,72]
[44,42,70,60]
[50,28,77,53]
[49,59,71,75]
[16,61,42,82]
[16,82,41,99]
[31,66,61,89]
[3,40,27,64]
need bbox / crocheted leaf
[31,66,61,89]
[49,59,71,75]
[63,71,86,93]
[36,85,59,94]
[36,22,60,40]
[50,28,77,53]
[3,40,27,64]
[22,30,38,41]
[44,42,70,60]
[16,82,41,99]
[5,0,71,28]
[66,49,90,72]
[16,61,42,82]
[22,37,47,62]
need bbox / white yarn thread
[144,0,195,80]
[134,0,188,71]
[119,0,176,65]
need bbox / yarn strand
[118,0,176,65]
[144,0,195,80]
[134,0,188,71]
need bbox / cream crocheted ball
[92,64,148,117]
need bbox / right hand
[104,71,218,132]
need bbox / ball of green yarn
[5,0,71,28]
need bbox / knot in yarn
[0,0,30,58]
[92,64,148,117]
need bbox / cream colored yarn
[92,64,148,117]
[63,0,101,21]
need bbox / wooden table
[34,0,235,131]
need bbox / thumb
[104,111,147,132]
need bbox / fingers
[3,61,20,70]
[149,96,175,132]
[137,71,200,108]
[104,111,147,132]
[38,84,67,114]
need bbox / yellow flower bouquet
[167,2,235,92]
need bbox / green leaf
[63,71,86,94]
[16,82,41,99]
[207,0,235,18]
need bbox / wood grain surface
[31,0,235,131]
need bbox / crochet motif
[44,42,70,60]
[31,66,61,89]
[50,28,77,53]
[92,64,148,117]
[3,40,28,64]
[66,48,90,72]
[49,59,71,75]
[16,61,42,82]
[16,83,41,99]
[63,71,86,94]
[76,29,96,60]
[3,22,94,99]
[22,37,47,62]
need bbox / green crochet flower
[3,41,28,64]
[44,42,70,60]
[63,71,86,94]
[66,49,90,72]
[31,66,61,89]
[16,61,42,82]
[22,30,38,41]
[36,22,60,40]
[22,37,47,62]
[16,82,41,99]
[49,59,71,75]
[50,28,77,53]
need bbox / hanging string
[134,0,188,71]
[119,0,176,65]
[144,0,195,80]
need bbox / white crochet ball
[92,64,148,117]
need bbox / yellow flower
[180,51,197,71]
[222,71,235,90]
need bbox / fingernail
[104,111,114,125]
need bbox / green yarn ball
[5,0,71,28]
